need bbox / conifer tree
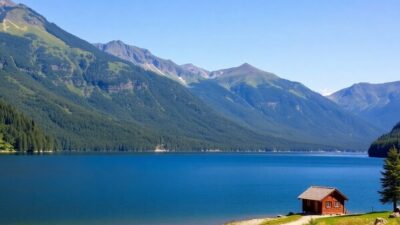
[379,146,400,211]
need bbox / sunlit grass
[315,212,400,225]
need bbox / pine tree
[379,146,400,211]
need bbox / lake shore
[225,214,330,225]
[0,150,369,155]
[227,212,400,225]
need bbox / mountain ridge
[95,40,381,150]
[193,63,381,149]
[0,2,383,151]
[94,40,208,85]
[328,81,400,131]
[0,2,304,151]
[0,0,15,7]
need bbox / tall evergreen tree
[379,146,400,211]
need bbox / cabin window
[334,201,340,208]
[325,201,332,208]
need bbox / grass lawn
[315,212,400,225]
[260,215,302,225]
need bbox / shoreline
[224,214,343,225]
[0,149,369,156]
[225,211,398,225]
[224,214,308,225]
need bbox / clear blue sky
[17,0,400,94]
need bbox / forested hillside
[369,122,400,157]
[0,101,54,152]
[0,2,309,151]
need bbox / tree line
[0,101,55,152]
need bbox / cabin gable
[321,191,346,214]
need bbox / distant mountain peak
[239,62,254,68]
[0,0,16,7]
[95,40,208,84]
[181,63,210,78]
[209,63,278,81]
[329,81,400,130]
[235,63,264,72]
[0,1,48,33]
[109,40,125,44]
[181,63,196,67]
[105,40,132,47]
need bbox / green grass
[65,83,85,97]
[108,61,129,74]
[5,76,35,96]
[260,215,302,225]
[315,212,400,225]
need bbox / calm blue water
[0,153,386,225]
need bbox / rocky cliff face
[94,41,209,85]
[181,63,209,78]
[0,0,16,7]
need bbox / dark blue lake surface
[0,153,386,225]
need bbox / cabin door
[314,201,319,214]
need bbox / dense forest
[368,122,400,157]
[0,101,55,152]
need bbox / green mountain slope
[328,82,400,131]
[0,100,54,152]
[191,63,381,150]
[0,2,308,151]
[369,122,400,157]
[96,41,381,150]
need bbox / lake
[0,153,386,225]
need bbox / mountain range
[0,0,393,152]
[0,1,295,151]
[96,41,381,150]
[94,41,210,85]
[328,82,400,132]
[329,82,400,157]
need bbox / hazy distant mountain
[94,41,209,85]
[328,82,400,131]
[209,63,279,86]
[181,63,210,78]
[191,63,381,149]
[0,0,15,6]
[369,121,400,157]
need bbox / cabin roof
[298,186,348,201]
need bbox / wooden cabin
[298,186,348,215]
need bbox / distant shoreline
[0,150,369,156]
